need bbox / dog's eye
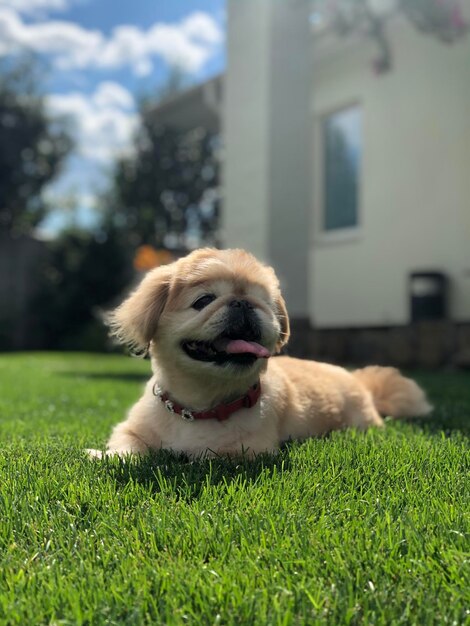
[192,294,216,311]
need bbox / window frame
[312,101,364,246]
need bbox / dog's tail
[352,366,433,418]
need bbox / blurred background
[0,0,469,367]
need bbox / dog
[88,248,432,459]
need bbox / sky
[0,0,226,235]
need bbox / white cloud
[40,82,138,236]
[0,0,69,16]
[181,11,224,45]
[46,81,139,163]
[0,7,103,61]
[0,7,224,75]
[92,81,134,110]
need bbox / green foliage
[107,103,220,251]
[318,0,468,41]
[314,0,468,74]
[0,353,469,625]
[400,0,468,43]
[35,230,133,350]
[0,57,72,235]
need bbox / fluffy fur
[88,248,432,459]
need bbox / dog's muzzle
[224,299,261,342]
[181,300,270,367]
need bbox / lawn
[0,353,469,626]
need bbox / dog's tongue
[224,339,271,358]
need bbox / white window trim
[312,101,364,246]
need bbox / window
[323,106,362,231]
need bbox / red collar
[152,381,261,422]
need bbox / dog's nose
[229,299,254,310]
[226,300,260,341]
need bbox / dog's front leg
[87,419,158,459]
[87,392,162,459]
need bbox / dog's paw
[85,448,106,459]
[85,448,142,460]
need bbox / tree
[0,57,72,236]
[35,227,133,350]
[105,102,221,252]
[313,0,468,73]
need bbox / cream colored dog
[88,248,431,459]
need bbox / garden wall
[287,319,470,369]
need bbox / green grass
[0,353,469,626]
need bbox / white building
[156,0,470,364]
[224,0,470,334]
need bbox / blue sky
[0,0,226,235]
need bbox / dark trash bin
[410,272,448,322]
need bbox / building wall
[223,0,311,318]
[223,0,272,264]
[310,20,470,327]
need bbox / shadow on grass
[400,370,470,437]
[93,410,469,502]
[59,371,148,383]
[103,448,292,501]
[404,409,470,437]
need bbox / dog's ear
[106,263,173,353]
[274,293,290,353]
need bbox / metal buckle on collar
[164,400,175,413]
[181,409,195,422]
